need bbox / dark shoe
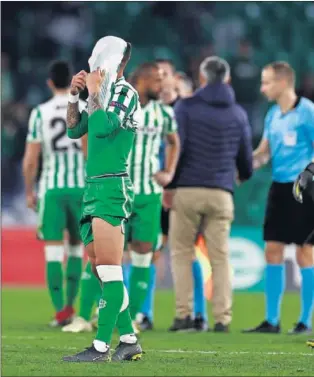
[63,345,110,362]
[288,322,312,335]
[111,342,142,362]
[214,323,229,333]
[194,315,209,332]
[138,315,153,331]
[306,339,314,348]
[242,320,280,334]
[168,316,194,332]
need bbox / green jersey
[68,77,142,178]
[26,94,86,198]
[129,100,178,195]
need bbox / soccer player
[63,41,143,363]
[243,62,314,335]
[23,61,85,327]
[123,62,180,330]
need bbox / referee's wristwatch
[293,162,314,203]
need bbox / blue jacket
[169,82,253,193]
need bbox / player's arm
[87,70,137,137]
[81,134,88,158]
[22,108,42,210]
[154,106,180,187]
[66,71,88,139]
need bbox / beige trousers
[169,187,234,325]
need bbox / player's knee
[131,250,153,267]
[265,242,284,264]
[296,245,314,267]
[44,245,64,262]
[131,240,153,254]
[67,244,84,258]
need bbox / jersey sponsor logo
[137,126,163,135]
[110,101,128,112]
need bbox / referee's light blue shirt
[263,97,314,183]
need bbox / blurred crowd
[2,1,314,225]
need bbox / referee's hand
[293,163,314,203]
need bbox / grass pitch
[2,289,313,376]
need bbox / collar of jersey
[116,76,125,84]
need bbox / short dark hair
[200,56,230,84]
[264,61,295,86]
[155,58,176,73]
[120,42,132,70]
[128,62,159,86]
[49,60,72,89]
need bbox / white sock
[120,334,137,344]
[68,244,84,258]
[93,339,109,353]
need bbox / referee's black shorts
[263,181,314,246]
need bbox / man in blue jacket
[167,56,253,332]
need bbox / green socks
[66,256,82,307]
[95,265,124,344]
[129,251,153,320]
[79,261,102,321]
[46,261,64,312]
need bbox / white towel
[88,36,127,111]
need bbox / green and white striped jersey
[128,100,177,195]
[27,94,86,197]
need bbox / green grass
[2,289,314,376]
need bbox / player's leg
[192,253,208,331]
[62,215,101,333]
[289,187,314,334]
[38,190,68,326]
[64,189,84,311]
[128,194,161,323]
[138,236,161,330]
[243,183,288,333]
[291,244,314,334]
[64,177,141,362]
[122,217,133,290]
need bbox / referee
[243,62,314,335]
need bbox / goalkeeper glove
[293,162,314,203]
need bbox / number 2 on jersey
[50,118,81,151]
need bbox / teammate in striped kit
[23,61,85,326]
[124,62,180,328]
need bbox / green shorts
[80,175,134,247]
[125,193,162,247]
[37,188,84,241]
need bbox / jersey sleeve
[67,110,89,139]
[303,104,314,144]
[27,107,43,143]
[161,105,178,136]
[107,86,137,125]
[90,86,138,137]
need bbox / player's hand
[70,70,88,95]
[162,189,175,209]
[26,192,37,211]
[293,163,314,203]
[153,170,173,188]
[293,170,313,203]
[86,68,105,94]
